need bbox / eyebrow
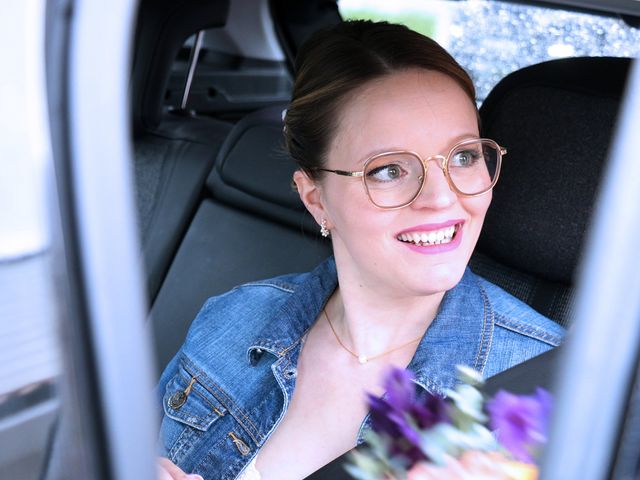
[356,133,481,164]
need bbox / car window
[340,0,640,102]
[8,0,634,478]
[0,3,61,479]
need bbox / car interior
[132,0,631,372]
[134,0,344,370]
[31,0,638,479]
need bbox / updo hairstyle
[283,20,478,181]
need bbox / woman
[157,20,564,480]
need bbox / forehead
[330,69,479,164]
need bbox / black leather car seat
[150,105,332,369]
[470,57,631,327]
[131,0,233,301]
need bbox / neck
[326,264,445,360]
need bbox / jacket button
[283,367,297,379]
[168,391,187,409]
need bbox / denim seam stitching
[494,314,562,346]
[167,423,202,463]
[177,371,228,417]
[238,282,295,294]
[194,434,231,477]
[277,337,302,356]
[182,358,264,444]
[474,282,494,375]
[165,404,216,427]
[414,377,448,397]
[193,370,262,445]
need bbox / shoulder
[470,272,566,378]
[156,259,337,470]
[206,272,301,309]
[185,269,312,339]
[200,255,337,313]
[474,273,565,345]
[178,256,337,358]
[157,271,305,390]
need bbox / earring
[320,219,330,238]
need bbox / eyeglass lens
[363,140,500,208]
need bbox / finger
[157,457,205,480]
[157,457,206,480]
[157,464,174,480]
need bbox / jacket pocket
[163,363,227,431]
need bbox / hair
[283,20,478,180]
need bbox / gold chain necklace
[323,309,423,365]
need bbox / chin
[413,263,468,295]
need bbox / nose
[410,155,457,210]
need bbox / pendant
[358,354,368,364]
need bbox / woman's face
[301,69,491,297]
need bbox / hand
[157,457,204,480]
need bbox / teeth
[397,225,458,246]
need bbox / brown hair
[283,20,478,180]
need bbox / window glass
[0,3,60,403]
[340,0,640,102]
[0,1,61,479]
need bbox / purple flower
[367,367,450,467]
[487,387,553,463]
[413,393,450,430]
[385,367,417,411]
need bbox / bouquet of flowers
[347,366,552,480]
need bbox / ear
[293,170,330,227]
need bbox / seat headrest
[478,57,631,284]
[131,0,230,133]
[206,105,316,231]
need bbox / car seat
[131,0,234,300]
[470,56,631,328]
[150,105,332,369]
[269,0,342,73]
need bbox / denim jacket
[157,257,565,479]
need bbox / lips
[396,221,463,247]
[393,220,465,256]
[397,225,457,246]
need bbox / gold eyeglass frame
[315,138,506,210]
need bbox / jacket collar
[407,270,493,395]
[247,256,494,395]
[247,258,338,362]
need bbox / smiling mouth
[396,224,461,246]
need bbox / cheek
[323,180,371,223]
[461,194,492,228]
[324,183,398,236]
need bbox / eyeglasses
[315,138,506,209]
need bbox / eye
[450,149,481,168]
[367,163,406,182]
